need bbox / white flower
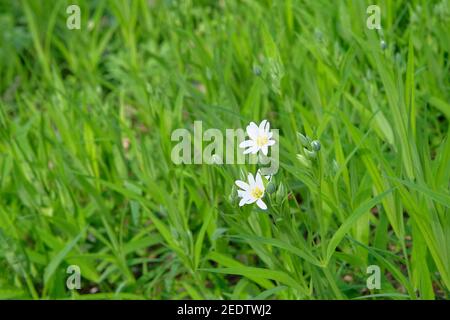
[235,172,267,210]
[239,120,276,156]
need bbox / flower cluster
[296,132,321,168]
[234,120,276,210]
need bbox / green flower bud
[304,147,317,159]
[297,132,310,146]
[332,159,339,173]
[266,181,277,194]
[170,226,179,240]
[253,65,262,76]
[296,154,311,167]
[311,140,321,151]
[229,185,238,205]
[258,152,269,163]
[276,182,286,204]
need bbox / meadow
[0,0,449,300]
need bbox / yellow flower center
[256,135,268,147]
[250,187,264,199]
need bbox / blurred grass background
[0,0,449,299]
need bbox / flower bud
[276,182,286,204]
[332,159,339,173]
[296,154,311,167]
[228,185,238,205]
[311,140,321,151]
[297,132,310,146]
[304,147,317,159]
[253,65,262,76]
[266,181,277,194]
[258,152,270,163]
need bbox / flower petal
[247,173,256,187]
[251,146,260,154]
[259,145,269,156]
[237,190,247,197]
[246,196,257,204]
[247,122,259,140]
[255,172,264,190]
[235,180,249,191]
[239,140,255,148]
[243,145,258,154]
[267,139,276,146]
[239,197,250,206]
[258,120,267,135]
[264,120,270,133]
[256,199,267,210]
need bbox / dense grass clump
[0,0,449,299]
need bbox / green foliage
[0,0,449,300]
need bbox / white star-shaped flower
[235,172,267,210]
[239,120,276,156]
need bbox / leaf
[44,229,85,284]
[325,189,394,264]
[231,234,321,266]
[194,208,214,270]
[387,176,450,208]
[207,252,273,289]
[202,266,307,295]
[252,286,287,300]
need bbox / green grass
[0,0,449,300]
